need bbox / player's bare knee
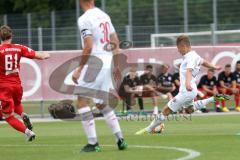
[77,96,90,108]
[96,103,106,110]
[162,106,171,116]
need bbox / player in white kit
[135,35,230,135]
[72,0,127,152]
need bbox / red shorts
[218,87,234,95]
[0,84,23,114]
[198,88,214,98]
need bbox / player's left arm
[35,51,50,60]
[110,25,122,81]
[186,68,193,91]
[231,77,238,93]
[72,37,93,84]
[110,33,120,65]
[202,59,221,70]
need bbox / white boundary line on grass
[0,144,201,160]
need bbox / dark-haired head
[224,64,231,75]
[236,61,240,72]
[146,65,153,69]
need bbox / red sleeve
[21,45,36,59]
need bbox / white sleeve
[186,56,203,69]
[78,18,92,39]
[186,57,196,69]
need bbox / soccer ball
[151,123,165,134]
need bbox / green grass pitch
[0,114,240,160]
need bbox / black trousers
[124,93,144,111]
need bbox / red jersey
[0,44,36,84]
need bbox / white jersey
[77,7,115,57]
[75,7,115,103]
[179,51,204,92]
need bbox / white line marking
[0,144,200,160]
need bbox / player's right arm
[110,32,122,81]
[202,60,221,70]
[72,18,93,84]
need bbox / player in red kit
[0,25,50,141]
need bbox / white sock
[78,107,97,145]
[102,110,123,141]
[25,128,31,135]
[194,97,214,110]
[153,106,158,114]
[146,113,165,132]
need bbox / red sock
[14,104,24,116]
[235,95,240,107]
[5,115,26,133]
[221,100,226,108]
[215,101,220,107]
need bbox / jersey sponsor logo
[4,48,21,52]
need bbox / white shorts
[167,89,198,112]
[75,64,113,104]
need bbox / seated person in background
[198,69,220,112]
[172,70,180,97]
[218,64,239,112]
[157,64,176,100]
[171,60,181,97]
[233,61,240,112]
[140,65,159,115]
[119,67,146,115]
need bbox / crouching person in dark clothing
[118,67,146,115]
